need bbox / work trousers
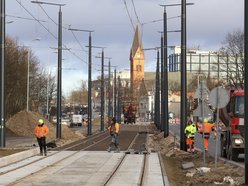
[109,133,119,150]
[37,137,47,154]
[186,137,195,152]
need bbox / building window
[136,65,142,72]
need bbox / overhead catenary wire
[15,0,88,64]
[131,0,141,25]
[15,0,114,73]
[122,0,135,31]
[35,3,104,68]
[6,14,46,22]
[140,15,181,40]
[69,30,88,54]
[36,3,88,55]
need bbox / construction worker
[107,117,120,153]
[34,119,49,156]
[184,120,197,152]
[198,118,215,151]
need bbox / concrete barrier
[0,147,40,168]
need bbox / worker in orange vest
[198,118,215,151]
[107,117,120,153]
[34,119,49,156]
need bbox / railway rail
[0,123,166,186]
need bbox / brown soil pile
[148,131,245,186]
[6,111,82,143]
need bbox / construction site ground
[0,111,246,185]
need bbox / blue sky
[6,0,244,95]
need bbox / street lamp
[26,37,40,112]
[31,0,66,139]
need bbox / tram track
[0,123,158,186]
[102,127,149,186]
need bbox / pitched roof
[139,78,148,96]
[130,25,143,59]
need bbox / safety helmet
[203,118,208,122]
[38,119,44,124]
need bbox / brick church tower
[130,25,145,93]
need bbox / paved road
[169,123,220,157]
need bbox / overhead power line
[123,0,135,31]
[6,14,46,22]
[131,0,141,25]
[15,0,112,71]
[36,3,93,62]
[15,0,88,64]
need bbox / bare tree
[5,37,56,117]
[219,29,244,89]
[68,80,88,105]
[169,80,180,94]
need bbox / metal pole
[56,6,62,139]
[117,76,122,123]
[244,0,248,183]
[27,48,30,112]
[163,8,169,137]
[108,60,111,125]
[87,32,92,135]
[100,49,104,131]
[46,68,50,118]
[114,68,117,118]
[160,32,164,132]
[155,49,160,129]
[0,0,5,147]
[180,0,187,151]
[215,55,220,167]
[200,81,206,164]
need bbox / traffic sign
[209,87,229,109]
[193,101,213,118]
[194,81,210,99]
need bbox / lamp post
[0,0,5,147]
[31,1,66,139]
[26,37,40,112]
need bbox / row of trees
[5,37,56,118]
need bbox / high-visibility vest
[185,124,196,138]
[108,123,120,134]
[34,124,49,138]
[198,122,214,137]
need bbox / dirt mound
[148,131,245,185]
[6,111,81,142]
